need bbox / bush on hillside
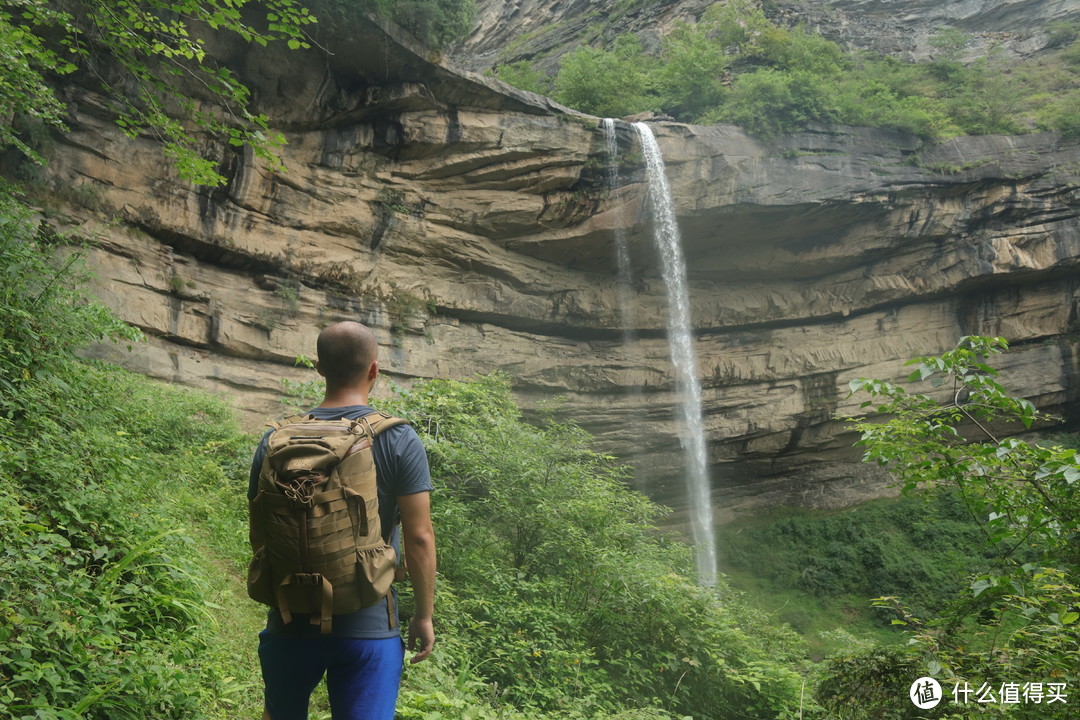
[0,186,256,719]
[704,67,841,136]
[553,35,656,119]
[380,375,811,719]
[717,492,1004,623]
[502,1,1080,139]
[815,338,1080,719]
[655,19,730,119]
[492,60,551,95]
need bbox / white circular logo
[910,677,943,709]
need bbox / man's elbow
[398,491,435,554]
[404,526,435,551]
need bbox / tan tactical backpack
[247,411,408,634]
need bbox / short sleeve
[248,429,273,500]
[374,424,433,497]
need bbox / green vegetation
[717,491,1005,655]
[4,2,1075,718]
[0,0,316,186]
[381,377,809,719]
[497,0,1080,139]
[812,337,1079,719]
[490,60,549,95]
[0,184,263,719]
[553,35,655,119]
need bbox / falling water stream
[601,119,651,489]
[633,122,718,585]
[602,119,638,343]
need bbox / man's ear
[368,360,379,381]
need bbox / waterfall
[602,119,649,489]
[602,118,637,342]
[633,122,718,586]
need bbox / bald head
[316,321,379,388]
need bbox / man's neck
[318,386,370,408]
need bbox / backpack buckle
[294,573,323,587]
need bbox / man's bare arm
[398,491,435,663]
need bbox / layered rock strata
[24,17,1080,524]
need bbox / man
[248,321,436,720]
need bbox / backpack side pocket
[247,545,274,605]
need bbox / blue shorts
[258,631,404,720]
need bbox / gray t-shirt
[248,405,432,638]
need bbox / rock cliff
[20,13,1080,525]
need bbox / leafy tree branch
[817,337,1079,719]
[1,0,316,185]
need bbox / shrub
[758,25,846,75]
[718,492,1001,623]
[492,60,552,95]
[379,375,812,719]
[1037,91,1080,136]
[0,185,258,719]
[554,35,656,118]
[700,0,772,58]
[1047,20,1080,47]
[816,647,925,720]
[656,20,730,120]
[815,337,1080,720]
[706,68,841,136]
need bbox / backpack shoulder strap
[266,413,315,432]
[265,412,406,440]
[361,411,409,438]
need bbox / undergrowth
[0,184,263,720]
[717,492,1008,658]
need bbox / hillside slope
[453,0,1080,74]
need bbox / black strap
[386,591,397,630]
